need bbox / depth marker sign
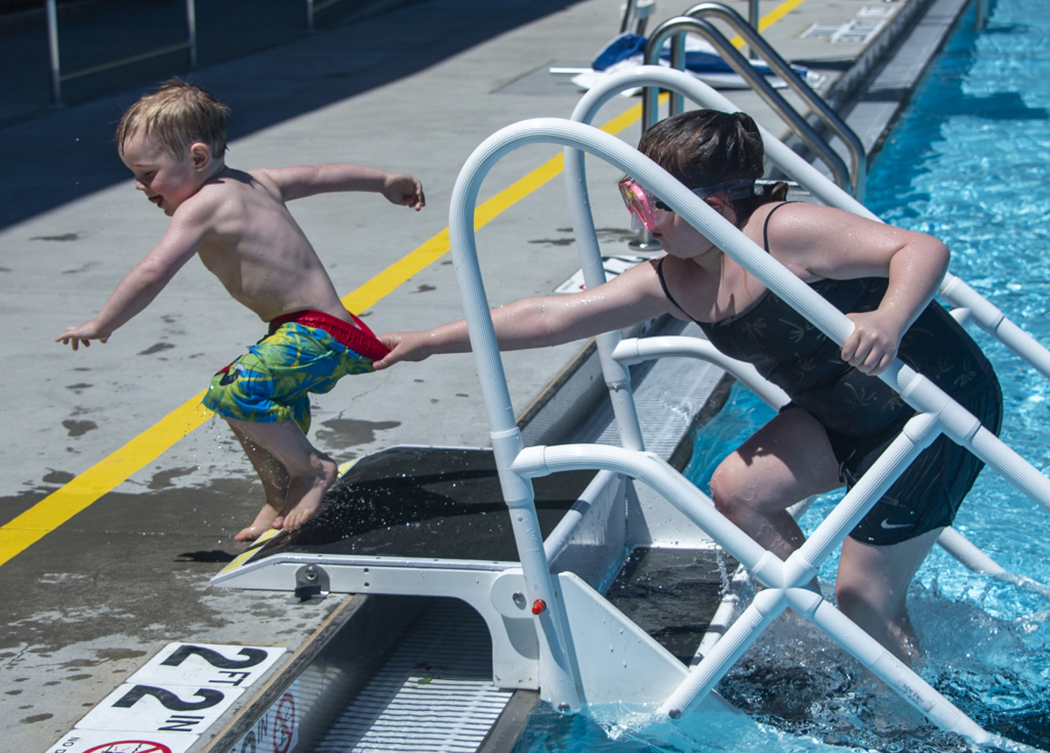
[129,643,286,689]
[49,644,286,753]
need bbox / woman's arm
[765,203,949,375]
[375,260,672,369]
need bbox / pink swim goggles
[618,177,757,231]
[618,177,665,232]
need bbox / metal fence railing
[45,0,196,105]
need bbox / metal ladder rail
[681,2,867,201]
[453,117,1022,746]
[641,17,854,196]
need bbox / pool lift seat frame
[444,68,1050,744]
[558,67,1050,739]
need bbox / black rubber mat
[246,446,597,563]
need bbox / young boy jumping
[56,79,425,542]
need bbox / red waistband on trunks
[268,309,390,361]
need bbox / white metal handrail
[45,0,196,105]
[449,116,1036,747]
[557,66,1050,729]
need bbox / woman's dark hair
[638,110,788,222]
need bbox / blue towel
[591,32,795,77]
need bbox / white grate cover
[315,599,513,752]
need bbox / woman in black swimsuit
[377,110,1002,662]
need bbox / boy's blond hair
[117,79,230,159]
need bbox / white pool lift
[214,66,1050,750]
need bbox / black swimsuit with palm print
[656,202,1002,545]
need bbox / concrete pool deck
[0,0,973,748]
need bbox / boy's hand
[382,174,425,211]
[56,321,111,351]
[374,331,433,370]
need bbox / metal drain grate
[314,599,513,752]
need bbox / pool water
[513,0,1050,749]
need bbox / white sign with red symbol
[47,643,287,753]
[45,730,196,753]
[231,680,299,753]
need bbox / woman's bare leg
[836,528,942,663]
[709,408,842,563]
[710,407,940,660]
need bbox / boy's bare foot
[234,523,271,543]
[234,499,283,542]
[271,455,337,533]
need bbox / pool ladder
[642,2,866,201]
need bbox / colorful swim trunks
[202,310,387,434]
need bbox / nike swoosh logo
[880,519,913,530]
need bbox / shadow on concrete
[0,0,590,231]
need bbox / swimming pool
[514,0,1050,749]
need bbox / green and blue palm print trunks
[202,310,389,434]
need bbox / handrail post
[186,0,197,68]
[46,0,61,105]
[619,0,638,34]
[974,0,988,30]
[746,0,760,58]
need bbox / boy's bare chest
[195,237,249,287]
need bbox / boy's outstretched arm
[56,209,208,350]
[262,164,425,210]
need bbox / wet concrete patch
[315,416,400,451]
[61,420,97,437]
[42,470,75,485]
[0,489,292,655]
[147,466,198,490]
[137,342,176,356]
[30,233,78,241]
[0,489,50,527]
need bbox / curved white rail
[447,116,1045,742]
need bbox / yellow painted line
[341,105,646,314]
[729,0,809,48]
[218,529,281,575]
[0,394,213,566]
[0,105,645,570]
[0,0,806,565]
